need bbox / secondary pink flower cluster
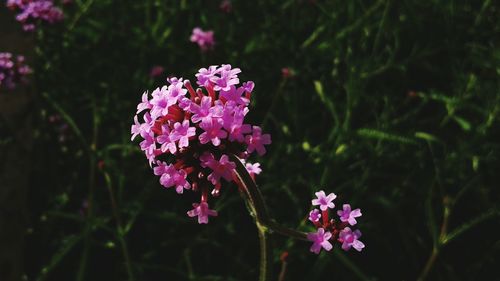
[131,65,270,224]
[0,52,32,90]
[190,28,215,51]
[6,0,63,31]
[307,190,365,254]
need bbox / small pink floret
[337,204,362,226]
[307,228,333,254]
[311,190,336,211]
[338,227,365,252]
[245,126,271,156]
[308,209,321,222]
[245,162,262,175]
[187,202,218,224]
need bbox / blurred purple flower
[149,65,165,78]
[190,27,215,51]
[7,0,64,32]
[0,52,32,90]
[281,67,295,79]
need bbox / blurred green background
[1,0,500,280]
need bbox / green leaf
[157,27,172,45]
[314,80,339,124]
[301,25,325,49]
[415,132,442,143]
[425,184,439,248]
[443,208,500,244]
[302,141,311,151]
[42,92,89,151]
[452,115,472,131]
[36,235,83,281]
[357,128,419,145]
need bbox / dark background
[1,0,500,280]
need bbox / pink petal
[352,240,365,252]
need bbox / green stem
[442,208,500,245]
[332,251,373,281]
[372,0,392,54]
[333,0,385,41]
[418,196,450,281]
[230,154,272,281]
[68,0,95,30]
[229,154,310,281]
[229,154,271,223]
[103,172,135,281]
[229,154,308,241]
[77,97,99,281]
[278,255,288,281]
[417,247,439,281]
[256,222,271,281]
[261,79,287,130]
[474,0,492,26]
[41,92,89,151]
[266,220,307,241]
[76,150,95,281]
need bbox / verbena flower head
[190,27,215,51]
[307,189,365,254]
[131,65,271,224]
[7,0,64,31]
[0,52,32,90]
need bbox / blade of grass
[357,128,419,145]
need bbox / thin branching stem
[103,172,135,281]
[418,196,451,281]
[230,154,310,281]
[76,96,98,281]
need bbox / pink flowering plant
[131,65,364,280]
[190,27,215,51]
[6,0,64,31]
[131,64,270,224]
[307,190,365,254]
[0,52,32,90]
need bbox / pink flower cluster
[307,190,365,254]
[6,0,63,31]
[131,65,271,224]
[0,52,32,90]
[190,28,215,51]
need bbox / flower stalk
[230,153,308,281]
